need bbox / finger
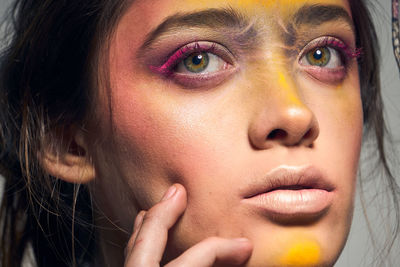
[133,210,146,240]
[124,184,187,267]
[125,210,146,257]
[165,237,253,267]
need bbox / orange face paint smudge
[279,238,321,266]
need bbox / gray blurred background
[0,0,399,266]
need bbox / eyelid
[297,36,361,65]
[150,41,236,76]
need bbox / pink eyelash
[150,42,217,76]
[314,37,363,60]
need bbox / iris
[184,52,210,73]
[306,47,331,67]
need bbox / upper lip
[242,165,335,199]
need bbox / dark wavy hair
[0,0,398,266]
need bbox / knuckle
[132,237,145,248]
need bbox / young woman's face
[90,0,362,265]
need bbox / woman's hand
[124,184,253,266]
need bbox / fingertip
[167,183,187,210]
[232,238,253,265]
[161,183,186,202]
[172,183,187,198]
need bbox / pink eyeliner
[150,42,217,76]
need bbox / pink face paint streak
[150,42,217,76]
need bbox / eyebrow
[293,4,353,28]
[283,4,355,47]
[140,4,354,51]
[140,8,256,51]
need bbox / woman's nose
[248,73,320,149]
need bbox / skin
[83,0,363,266]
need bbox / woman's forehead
[127,0,352,19]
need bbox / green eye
[306,47,331,67]
[184,52,209,73]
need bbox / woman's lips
[244,189,333,220]
[241,166,335,223]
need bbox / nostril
[267,129,287,140]
[302,128,316,148]
[303,129,313,140]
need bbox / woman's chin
[164,222,346,267]
[242,226,346,267]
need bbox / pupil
[192,54,203,65]
[313,49,323,60]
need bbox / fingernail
[161,185,177,201]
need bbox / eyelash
[150,42,232,76]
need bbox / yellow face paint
[236,0,274,8]
[185,0,347,12]
[278,71,290,91]
[279,238,321,266]
[277,71,302,105]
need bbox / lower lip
[243,189,333,220]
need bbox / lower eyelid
[171,66,239,89]
[299,65,347,84]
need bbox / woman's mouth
[241,166,335,224]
